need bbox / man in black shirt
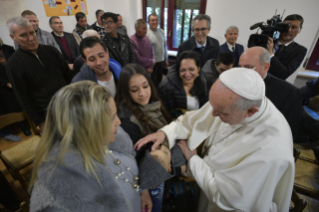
[6,17,72,132]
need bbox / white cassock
[161,97,294,212]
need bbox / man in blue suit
[219,26,244,67]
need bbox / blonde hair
[29,81,112,192]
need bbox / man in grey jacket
[14,10,61,53]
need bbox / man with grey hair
[91,9,105,39]
[219,26,243,67]
[239,46,302,142]
[130,19,155,74]
[6,17,72,132]
[14,10,61,52]
[177,14,219,65]
[135,68,294,212]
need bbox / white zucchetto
[219,68,265,100]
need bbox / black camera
[248,13,291,48]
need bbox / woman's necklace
[106,150,140,192]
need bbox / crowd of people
[1,8,318,212]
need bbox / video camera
[248,11,291,48]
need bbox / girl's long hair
[29,81,112,191]
[116,64,171,134]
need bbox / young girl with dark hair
[117,64,186,212]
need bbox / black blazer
[268,41,307,80]
[264,74,302,141]
[51,31,80,64]
[177,36,219,66]
[219,42,244,67]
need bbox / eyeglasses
[192,27,208,33]
[102,21,114,26]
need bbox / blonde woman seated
[29,81,152,212]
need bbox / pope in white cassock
[135,68,295,212]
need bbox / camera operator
[267,14,307,80]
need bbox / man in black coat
[239,47,302,142]
[101,12,136,67]
[177,14,219,66]
[50,16,80,68]
[267,14,307,80]
[6,17,72,132]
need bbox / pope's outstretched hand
[134,131,166,151]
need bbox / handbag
[162,177,197,212]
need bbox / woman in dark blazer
[158,51,211,119]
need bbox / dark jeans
[149,182,164,212]
[151,61,165,87]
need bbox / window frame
[142,0,207,51]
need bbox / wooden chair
[0,112,41,194]
[293,143,319,201]
[290,147,308,211]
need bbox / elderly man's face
[225,29,238,46]
[136,23,147,37]
[209,80,248,125]
[10,24,38,52]
[238,48,269,79]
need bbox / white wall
[0,0,107,46]
[1,0,318,56]
[206,0,319,54]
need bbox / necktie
[277,45,284,53]
[200,46,204,52]
[232,47,235,52]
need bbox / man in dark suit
[239,47,302,142]
[177,14,219,66]
[267,14,307,80]
[50,16,80,71]
[219,26,244,67]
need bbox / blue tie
[200,46,204,52]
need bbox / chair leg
[14,170,30,196]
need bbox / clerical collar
[240,97,266,125]
[54,32,64,38]
[226,42,235,51]
[195,39,206,48]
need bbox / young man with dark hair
[50,16,80,68]
[202,52,234,84]
[177,14,219,65]
[73,12,93,45]
[91,9,105,39]
[117,14,128,36]
[72,37,122,98]
[101,12,136,67]
[267,14,307,80]
[15,10,61,52]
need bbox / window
[143,0,207,50]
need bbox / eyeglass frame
[192,27,209,33]
[102,21,115,26]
